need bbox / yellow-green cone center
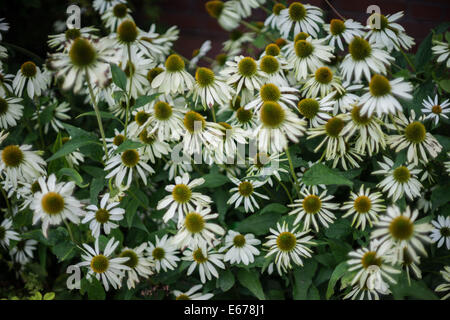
[69,38,97,67]
[184,111,206,133]
[260,101,285,128]
[260,56,279,74]
[325,117,345,137]
[147,67,164,84]
[302,194,322,214]
[195,67,215,87]
[389,216,414,240]
[265,44,281,56]
[120,249,138,268]
[2,145,24,167]
[154,101,173,120]
[215,53,227,66]
[404,121,426,144]
[95,208,110,223]
[172,184,192,203]
[192,248,208,263]
[315,67,333,84]
[260,83,281,102]
[117,19,138,43]
[432,105,442,114]
[294,32,309,42]
[238,181,254,197]
[184,212,205,233]
[369,74,391,97]
[277,231,297,252]
[31,181,41,194]
[354,195,372,213]
[330,19,346,35]
[91,254,109,273]
[205,1,224,18]
[113,3,128,18]
[0,98,8,116]
[295,40,313,58]
[273,3,286,15]
[233,234,246,247]
[41,192,65,215]
[351,105,371,125]
[368,13,389,30]
[165,54,185,72]
[135,111,149,126]
[289,2,306,21]
[393,166,411,183]
[113,134,125,146]
[21,61,37,78]
[121,149,140,167]
[238,57,257,77]
[152,247,165,260]
[236,107,252,124]
[298,98,319,119]
[349,37,372,61]
[361,251,382,269]
[176,294,191,300]
[65,28,81,40]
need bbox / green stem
[388,113,402,134]
[63,219,76,244]
[34,100,45,149]
[124,44,133,136]
[285,146,301,198]
[400,48,416,73]
[241,20,276,42]
[1,42,44,64]
[275,176,293,204]
[210,105,217,122]
[0,186,11,215]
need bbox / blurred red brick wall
[154,0,450,59]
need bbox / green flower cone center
[260,101,285,128]
[351,105,371,125]
[330,19,346,35]
[238,181,254,197]
[349,37,372,61]
[238,57,257,77]
[95,208,110,224]
[185,212,205,234]
[41,192,65,215]
[361,251,382,269]
[172,184,192,203]
[393,166,411,183]
[135,111,149,126]
[90,254,109,273]
[289,2,306,21]
[147,67,164,84]
[389,216,414,240]
[195,67,215,87]
[117,19,138,43]
[20,61,37,78]
[65,28,81,40]
[354,195,372,213]
[277,232,297,252]
[265,44,280,56]
[260,83,281,102]
[404,121,426,144]
[113,3,128,18]
[120,249,139,268]
[121,149,140,167]
[152,247,165,260]
[113,134,125,146]
[165,54,185,72]
[302,194,322,214]
[154,101,173,120]
[184,111,206,133]
[315,67,333,84]
[273,3,286,15]
[298,98,319,119]
[295,40,313,58]
[325,117,345,137]
[260,56,279,74]
[233,234,246,247]
[192,248,208,263]
[69,38,97,67]
[205,1,224,18]
[236,107,253,124]
[369,74,391,97]
[2,145,24,167]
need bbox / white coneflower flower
[137,25,180,63]
[347,240,400,292]
[255,101,307,153]
[205,0,241,31]
[49,37,119,93]
[82,193,125,238]
[32,100,70,134]
[0,218,20,249]
[134,129,170,164]
[372,156,422,202]
[232,0,264,18]
[331,142,363,170]
[143,100,187,142]
[258,53,290,86]
[329,81,363,115]
[0,67,14,96]
[264,222,314,275]
[221,55,268,104]
[104,147,154,187]
[219,230,260,265]
[211,122,247,164]
[432,39,450,68]
[189,40,212,69]
[324,18,364,51]
[105,129,126,156]
[227,177,269,213]
[172,284,213,300]
[301,66,344,98]
[371,205,433,264]
[430,216,450,250]
[47,27,99,52]
[435,266,450,300]
[181,110,223,155]
[421,95,450,125]
[12,61,48,98]
[75,237,130,291]
[340,37,394,83]
[297,93,334,128]
[278,2,324,38]
[157,173,212,224]
[151,54,194,95]
[60,137,85,168]
[147,235,180,273]
[10,239,37,265]
[173,206,225,248]
[343,284,388,300]
[245,83,298,112]
[246,152,288,187]
[119,243,153,289]
[366,12,414,52]
[0,17,9,40]
[93,0,126,15]
[341,185,386,230]
[359,74,413,117]
[265,2,286,29]
[223,30,255,54]
[288,187,339,232]
[341,105,386,156]
[0,144,46,188]
[401,247,422,284]
[287,37,334,81]
[387,111,442,166]
[30,174,84,237]
[119,46,154,98]
[101,3,133,33]
[182,242,225,283]
[307,114,349,160]
[163,157,193,181]
[191,67,233,108]
[0,96,23,129]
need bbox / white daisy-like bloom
[341,105,386,156]
[365,11,415,52]
[288,187,339,232]
[82,193,125,238]
[189,40,212,69]
[147,234,180,273]
[190,67,233,108]
[104,147,154,188]
[30,174,84,237]
[119,243,154,289]
[430,216,450,250]
[134,129,171,164]
[151,54,194,95]
[101,3,133,33]
[323,18,364,51]
[211,122,247,164]
[432,39,450,68]
[219,230,260,265]
[258,53,290,87]
[0,17,9,40]
[246,152,288,187]
[75,237,130,291]
[0,67,14,96]
[172,284,214,300]
[245,83,298,112]
[264,2,286,29]
[228,105,258,132]
[329,81,363,115]
[0,218,20,248]
[371,205,433,265]
[163,157,193,182]
[119,46,154,98]
[0,144,46,188]
[347,240,400,292]
[264,222,314,275]
[386,110,442,166]
[302,66,344,99]
[157,173,212,225]
[60,137,85,168]
[343,284,388,300]
[341,185,386,230]
[220,55,268,104]
[223,30,255,55]
[137,25,179,63]
[372,156,422,202]
[173,206,225,249]
[359,74,413,117]
[93,0,126,14]
[231,0,264,18]
[254,101,307,153]
[331,143,364,171]
[32,100,70,134]
[277,2,324,38]
[0,96,23,129]
[47,27,99,52]
[297,93,334,128]
[182,242,225,284]
[10,239,38,265]
[205,0,241,31]
[105,129,126,156]
[435,266,450,300]
[12,61,48,99]
[286,37,334,81]
[340,37,394,83]
[227,177,269,213]
[181,110,224,155]
[307,114,350,160]
[401,246,422,284]
[49,36,119,93]
[421,95,450,125]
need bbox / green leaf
[76,111,117,120]
[43,292,55,300]
[439,79,450,93]
[113,139,144,154]
[431,184,450,208]
[39,102,58,125]
[218,269,235,292]
[325,219,352,239]
[326,261,348,299]
[236,269,265,300]
[57,167,88,188]
[197,173,230,188]
[253,34,266,49]
[293,260,318,300]
[260,203,288,214]
[235,212,282,235]
[62,123,96,139]
[47,137,99,162]
[51,241,77,261]
[133,93,162,109]
[90,177,106,204]
[302,163,353,187]
[110,63,127,91]
[414,32,432,71]
[87,277,106,300]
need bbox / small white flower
[219,230,260,265]
[421,95,450,125]
[13,61,48,99]
[0,96,23,129]
[430,216,450,250]
[147,235,180,273]
[119,243,154,289]
[435,266,450,300]
[151,54,194,95]
[0,218,20,248]
[182,242,225,283]
[227,177,269,213]
[10,238,37,265]
[172,284,213,300]
[432,39,450,68]
[277,2,324,38]
[324,18,364,51]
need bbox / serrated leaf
[326,261,348,299]
[57,167,88,188]
[218,269,235,292]
[302,163,353,187]
[110,63,127,91]
[236,269,265,300]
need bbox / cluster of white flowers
[0,0,449,300]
